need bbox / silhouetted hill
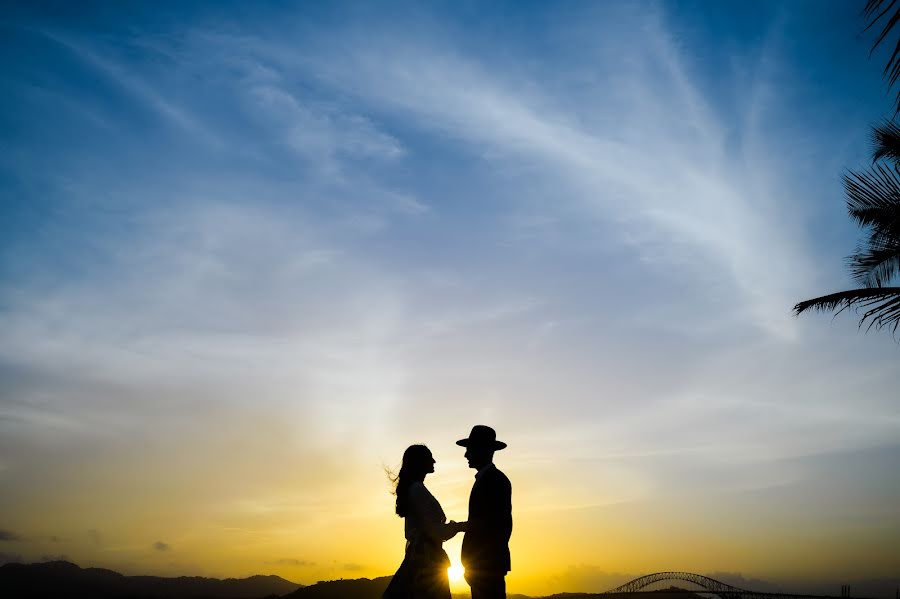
[281,576,391,599]
[0,561,302,598]
[540,588,707,599]
[272,577,720,599]
[280,575,532,599]
[8,564,891,599]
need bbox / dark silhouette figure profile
[384,445,464,599]
[457,425,512,599]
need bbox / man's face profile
[464,445,493,470]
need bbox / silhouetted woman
[384,444,463,599]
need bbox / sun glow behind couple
[386,426,512,599]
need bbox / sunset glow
[1,1,899,597]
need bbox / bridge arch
[605,572,749,595]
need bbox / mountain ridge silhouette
[0,560,302,598]
[0,561,705,599]
[6,561,895,599]
[279,573,539,599]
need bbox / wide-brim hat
[456,425,507,450]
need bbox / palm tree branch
[843,165,900,233]
[794,287,900,333]
[886,37,900,88]
[874,11,900,59]
[863,0,899,26]
[872,120,900,162]
[863,0,900,111]
[848,238,900,286]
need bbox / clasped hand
[447,520,468,534]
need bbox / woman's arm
[409,484,461,542]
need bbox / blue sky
[1,0,899,592]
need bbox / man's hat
[456,425,507,450]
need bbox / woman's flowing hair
[389,444,432,517]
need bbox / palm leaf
[848,236,900,286]
[794,287,900,333]
[863,0,900,111]
[863,0,899,24]
[872,120,900,162]
[843,165,900,235]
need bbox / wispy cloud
[249,84,404,166]
[224,8,816,338]
[266,558,315,567]
[38,29,221,147]
[0,530,20,542]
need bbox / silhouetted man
[457,425,512,599]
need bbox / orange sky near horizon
[2,431,898,596]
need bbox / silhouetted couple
[384,425,512,599]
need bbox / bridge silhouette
[602,572,866,599]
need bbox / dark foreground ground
[0,562,696,599]
[1,561,895,599]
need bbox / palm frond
[872,120,900,162]
[848,237,900,286]
[862,0,897,22]
[793,287,900,333]
[863,0,900,112]
[843,165,900,235]
[863,0,899,23]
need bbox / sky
[1,0,899,596]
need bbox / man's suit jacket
[461,464,512,574]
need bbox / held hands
[442,520,467,541]
[448,520,468,534]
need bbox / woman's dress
[398,481,455,599]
